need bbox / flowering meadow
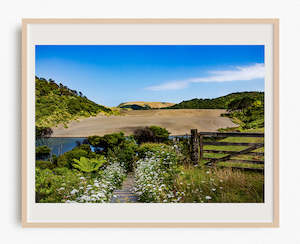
[134,143,181,202]
[36,162,126,203]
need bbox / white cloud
[146,80,190,91]
[145,63,264,91]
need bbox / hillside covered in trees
[35,76,113,128]
[164,92,264,110]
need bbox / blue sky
[36,45,264,107]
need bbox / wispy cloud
[145,63,265,91]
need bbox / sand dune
[51,109,237,137]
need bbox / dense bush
[36,160,56,170]
[36,145,51,160]
[88,132,126,152]
[88,132,138,171]
[106,137,138,172]
[36,126,53,139]
[35,167,84,203]
[133,126,170,144]
[137,143,169,158]
[227,96,255,111]
[226,97,264,129]
[57,148,89,168]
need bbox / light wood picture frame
[22,19,279,228]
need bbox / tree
[36,145,51,160]
[133,126,170,144]
[133,127,154,144]
[88,132,126,152]
[148,126,170,142]
[228,97,255,112]
[36,126,53,138]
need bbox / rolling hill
[118,101,175,110]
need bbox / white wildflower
[70,189,79,195]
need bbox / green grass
[174,165,264,203]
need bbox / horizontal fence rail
[189,129,264,171]
[203,142,264,147]
[203,150,264,157]
[198,132,264,137]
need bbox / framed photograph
[22,19,279,227]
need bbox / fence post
[190,129,199,164]
[199,134,203,160]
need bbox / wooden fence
[190,129,264,170]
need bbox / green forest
[35,76,113,128]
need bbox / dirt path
[51,109,237,137]
[110,172,138,203]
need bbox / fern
[72,156,106,173]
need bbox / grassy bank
[174,166,263,203]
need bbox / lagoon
[36,137,87,156]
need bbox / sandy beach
[51,109,237,137]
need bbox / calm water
[36,137,87,156]
[36,135,190,157]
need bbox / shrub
[149,125,170,142]
[133,127,153,144]
[137,143,169,159]
[36,160,56,169]
[106,137,138,172]
[57,148,88,168]
[36,126,53,138]
[51,154,58,165]
[87,133,138,171]
[88,132,126,152]
[36,145,51,160]
[75,143,91,152]
[133,126,170,144]
[35,167,83,203]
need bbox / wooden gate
[190,129,264,170]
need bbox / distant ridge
[118,101,175,110]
